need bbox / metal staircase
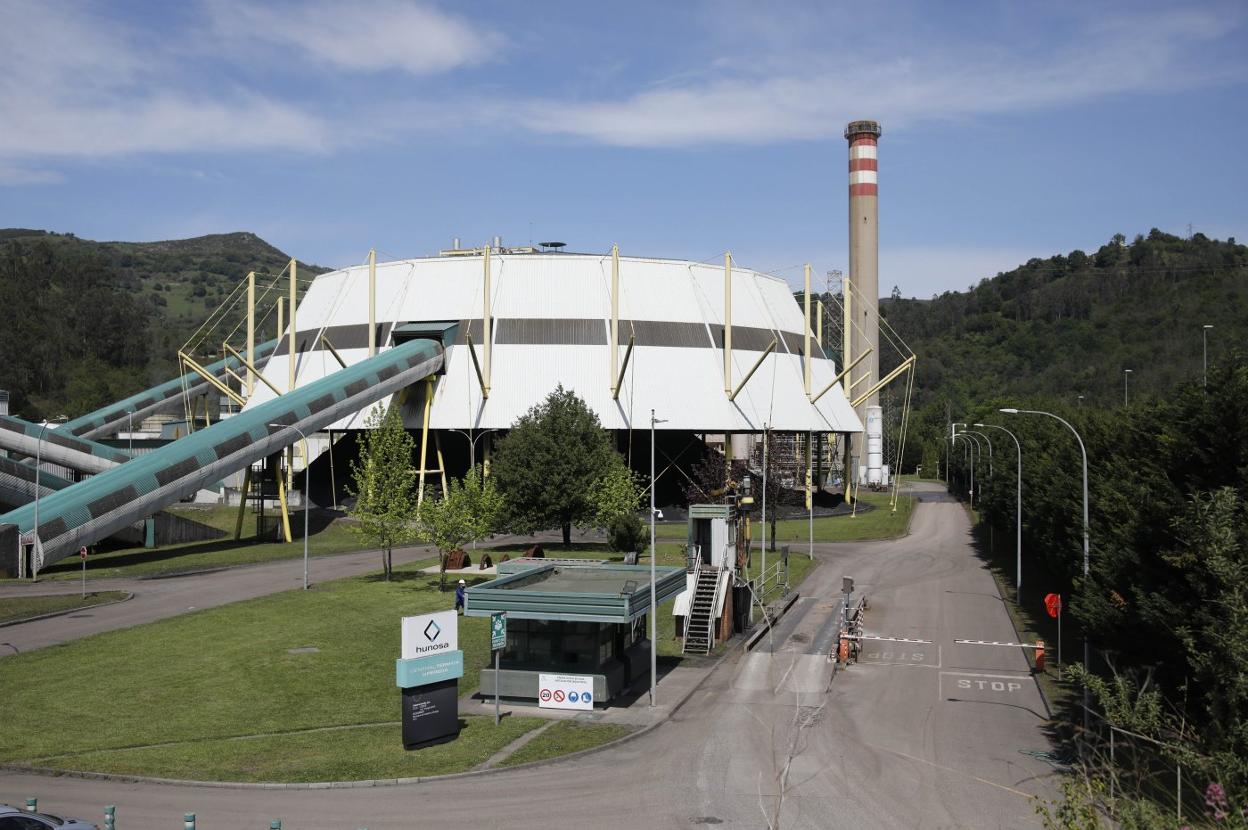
[682,564,721,655]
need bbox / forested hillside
[0,230,327,419]
[876,229,1248,470]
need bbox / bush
[607,513,645,553]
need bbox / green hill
[0,229,330,419]
[873,229,1248,467]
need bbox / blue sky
[1,0,1245,298]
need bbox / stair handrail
[707,566,726,650]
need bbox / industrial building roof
[241,253,863,435]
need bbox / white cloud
[509,5,1245,147]
[0,165,65,186]
[0,1,332,167]
[208,0,501,75]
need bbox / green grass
[27,506,370,582]
[654,492,912,544]
[0,591,129,624]
[42,717,543,783]
[0,560,474,771]
[496,721,635,768]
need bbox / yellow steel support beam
[852,356,915,409]
[288,258,297,395]
[434,432,448,497]
[482,246,492,396]
[842,273,852,392]
[234,466,251,541]
[728,338,777,402]
[611,334,635,401]
[723,251,733,396]
[246,271,255,396]
[417,377,434,510]
[804,264,812,398]
[465,334,488,398]
[610,244,620,394]
[849,370,872,393]
[368,249,377,358]
[224,344,283,397]
[178,351,247,407]
[321,335,347,369]
[810,347,872,405]
[276,461,294,543]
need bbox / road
[0,544,437,653]
[2,484,1058,828]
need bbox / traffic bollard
[184,813,195,830]
[25,799,36,813]
[105,805,116,830]
[271,822,281,830]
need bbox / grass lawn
[496,721,635,768]
[0,591,129,625]
[25,506,370,582]
[0,559,501,781]
[41,717,544,783]
[653,491,912,544]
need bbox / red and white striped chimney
[845,119,881,414]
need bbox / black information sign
[402,678,461,750]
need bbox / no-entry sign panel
[538,673,594,710]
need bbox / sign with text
[538,673,594,710]
[396,651,464,688]
[401,678,460,749]
[401,610,458,660]
[490,612,507,651]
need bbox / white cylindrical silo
[866,405,883,485]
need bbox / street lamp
[270,423,311,590]
[956,431,985,508]
[953,433,976,508]
[1203,325,1214,389]
[447,428,498,551]
[977,423,1022,603]
[961,429,994,477]
[1001,407,1090,733]
[30,416,68,580]
[1123,369,1133,407]
[1077,395,1084,408]
[649,409,668,708]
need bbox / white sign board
[401,610,458,660]
[538,673,594,710]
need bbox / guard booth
[465,560,686,705]
[673,504,752,655]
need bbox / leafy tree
[346,406,417,581]
[491,385,621,546]
[418,465,504,555]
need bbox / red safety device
[1034,640,1046,673]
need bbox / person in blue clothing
[455,579,467,613]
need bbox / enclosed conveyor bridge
[1,337,444,571]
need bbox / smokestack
[845,119,883,486]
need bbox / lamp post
[271,423,311,590]
[649,409,667,708]
[957,431,984,508]
[31,416,67,580]
[447,428,498,551]
[962,429,994,477]
[1203,325,1214,390]
[1077,395,1084,408]
[977,423,1022,603]
[1001,407,1089,733]
[953,433,975,508]
[1123,369,1133,407]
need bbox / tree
[588,462,645,552]
[346,405,417,580]
[418,466,505,555]
[491,385,620,546]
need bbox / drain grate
[690,818,723,825]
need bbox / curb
[0,592,134,630]
[744,591,802,651]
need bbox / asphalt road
[0,544,437,653]
[2,483,1058,828]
